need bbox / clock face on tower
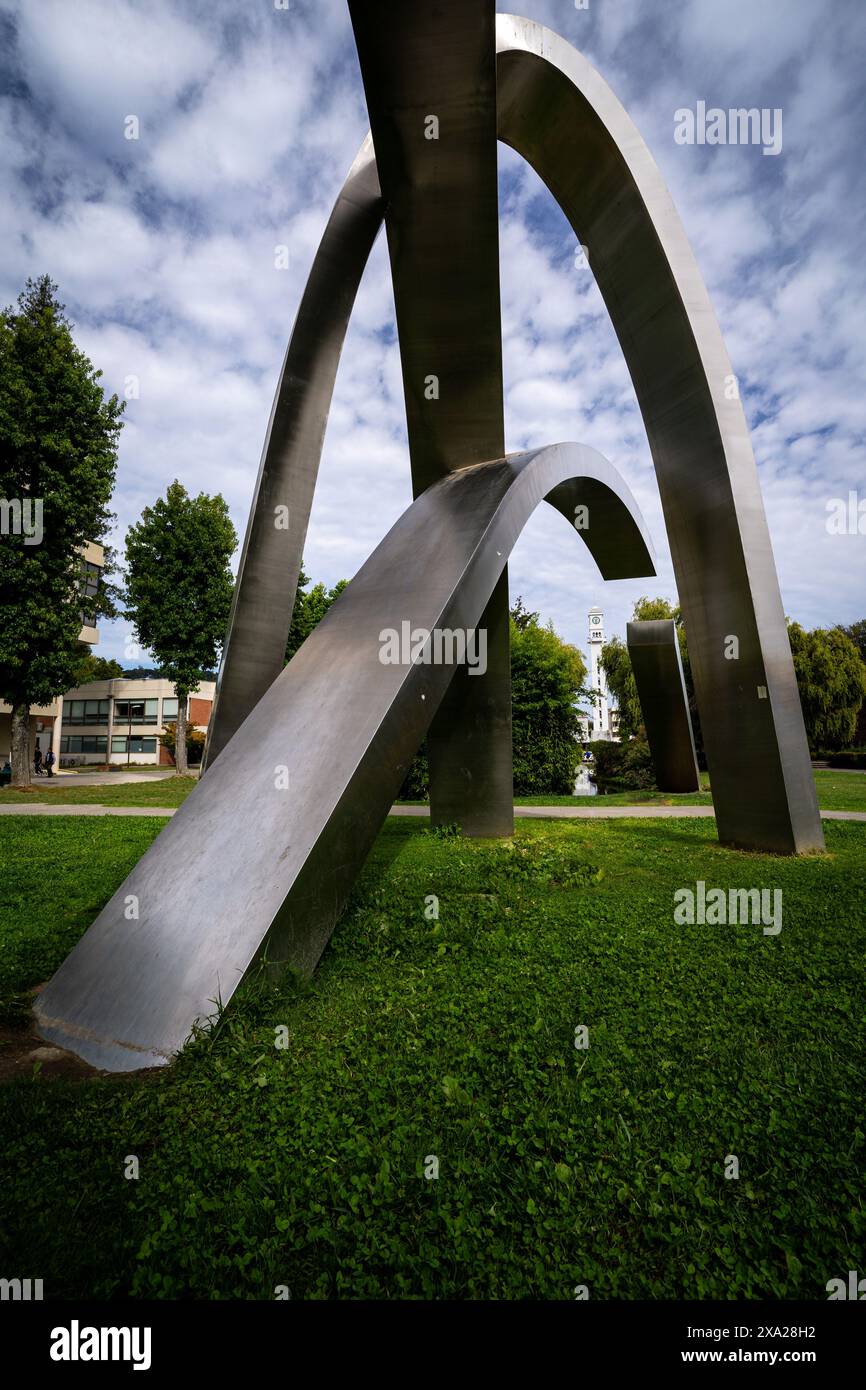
[590,614,601,625]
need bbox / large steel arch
[495,16,821,853]
[35,443,654,1071]
[206,9,820,854]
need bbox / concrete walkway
[1,802,864,822]
[50,769,176,787]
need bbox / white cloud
[2,0,864,672]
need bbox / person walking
[44,747,55,777]
[34,744,43,776]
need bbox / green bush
[826,748,866,769]
[589,736,656,791]
[510,608,588,795]
[159,720,206,766]
[398,740,429,801]
[398,604,589,798]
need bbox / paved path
[1,803,864,822]
[52,769,177,787]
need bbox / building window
[111,736,157,755]
[61,735,107,753]
[114,698,159,726]
[79,559,101,625]
[63,699,109,725]
[162,697,178,721]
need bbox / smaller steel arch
[627,619,700,793]
[36,442,654,1071]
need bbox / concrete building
[0,541,105,767]
[58,677,215,766]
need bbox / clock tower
[587,607,610,740]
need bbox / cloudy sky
[2,0,864,672]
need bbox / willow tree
[124,482,236,774]
[787,623,866,751]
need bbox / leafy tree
[509,595,540,632]
[124,481,236,774]
[285,563,349,663]
[601,598,681,738]
[598,634,642,738]
[159,720,206,767]
[787,622,866,751]
[511,609,589,794]
[839,620,866,743]
[70,651,124,686]
[600,596,703,759]
[398,603,589,798]
[840,619,866,664]
[0,276,122,784]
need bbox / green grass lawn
[0,775,196,807]
[516,769,866,812]
[1,813,864,1299]
[2,768,865,812]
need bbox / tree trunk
[174,689,188,775]
[11,704,31,787]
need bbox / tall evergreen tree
[0,276,122,785]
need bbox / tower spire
[587,607,609,740]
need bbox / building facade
[58,677,215,766]
[0,541,105,767]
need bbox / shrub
[160,721,206,766]
[589,736,656,791]
[826,748,866,769]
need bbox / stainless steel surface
[203,138,383,769]
[627,619,700,793]
[35,443,654,1071]
[495,15,822,853]
[41,6,823,1072]
[205,11,820,854]
[349,0,514,837]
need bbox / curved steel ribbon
[206,12,821,855]
[627,619,700,793]
[495,16,820,853]
[205,136,383,766]
[35,442,654,1071]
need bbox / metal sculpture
[35,444,654,1070]
[36,1,822,1071]
[207,6,821,857]
[627,620,700,793]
